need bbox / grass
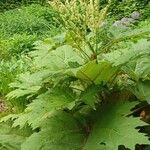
[0,4,61,58]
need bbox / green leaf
[7,70,50,99]
[76,60,118,84]
[32,40,55,55]
[110,26,150,40]
[80,85,101,109]
[21,111,85,150]
[103,39,150,66]
[0,122,31,150]
[7,45,85,100]
[131,80,150,103]
[123,56,150,81]
[6,87,76,129]
[135,56,150,80]
[84,101,149,150]
[32,45,84,70]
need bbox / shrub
[99,0,150,20]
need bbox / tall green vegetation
[0,4,61,99]
[99,0,150,20]
[0,0,150,150]
[0,4,61,58]
[0,0,47,12]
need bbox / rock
[120,17,136,26]
[131,11,140,20]
[112,20,123,27]
[120,17,131,26]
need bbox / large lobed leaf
[21,111,85,150]
[74,60,118,85]
[0,122,32,150]
[2,87,76,129]
[103,39,150,66]
[131,80,150,104]
[84,101,149,150]
[7,44,85,100]
[80,85,101,109]
[31,44,84,70]
[109,26,150,41]
[134,56,150,80]
[6,70,51,99]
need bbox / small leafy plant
[0,0,150,150]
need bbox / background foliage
[99,0,150,19]
[0,0,47,12]
[0,4,61,58]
